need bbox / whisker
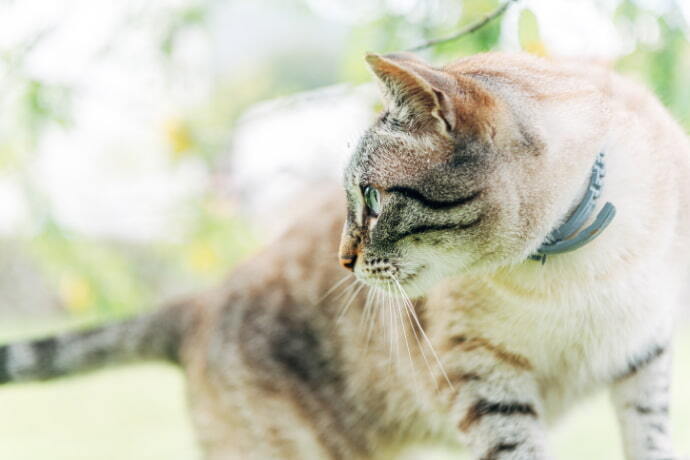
[365,286,382,347]
[386,284,395,364]
[317,274,354,304]
[362,288,379,351]
[393,278,435,387]
[389,282,401,365]
[360,289,373,354]
[393,275,453,390]
[360,286,375,332]
[393,283,402,364]
[337,281,366,323]
[331,279,358,315]
[325,278,360,319]
[394,286,419,387]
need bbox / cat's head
[339,52,608,296]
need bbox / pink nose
[339,254,357,272]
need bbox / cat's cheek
[398,272,433,298]
[399,245,475,292]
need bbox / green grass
[0,326,688,459]
[0,364,200,460]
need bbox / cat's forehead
[347,124,453,187]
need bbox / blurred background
[0,0,688,458]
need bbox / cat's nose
[339,254,357,271]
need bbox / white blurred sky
[0,0,687,240]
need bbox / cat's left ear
[365,52,456,134]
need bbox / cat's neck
[486,123,685,301]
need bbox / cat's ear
[365,52,456,134]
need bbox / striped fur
[0,302,191,384]
[338,52,690,459]
[2,53,690,460]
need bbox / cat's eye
[363,186,381,216]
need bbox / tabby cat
[1,52,689,460]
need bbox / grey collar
[530,152,616,264]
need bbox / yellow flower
[59,274,94,313]
[186,241,220,274]
[163,117,193,157]
[524,40,548,57]
[518,9,547,57]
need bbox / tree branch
[406,0,519,52]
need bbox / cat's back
[447,52,690,250]
[445,52,689,152]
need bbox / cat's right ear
[365,53,456,135]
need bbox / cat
[1,51,690,460]
[338,51,690,459]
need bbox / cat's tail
[0,300,194,385]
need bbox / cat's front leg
[444,340,551,460]
[611,344,677,460]
[450,370,549,459]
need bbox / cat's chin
[353,249,477,298]
[356,269,433,300]
[356,274,418,293]
[395,269,444,298]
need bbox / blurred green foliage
[617,15,690,129]
[341,0,690,128]
[0,0,688,323]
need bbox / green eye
[363,186,381,216]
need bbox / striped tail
[0,301,192,384]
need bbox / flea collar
[530,152,616,264]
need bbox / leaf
[518,8,546,56]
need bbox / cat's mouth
[356,257,423,290]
